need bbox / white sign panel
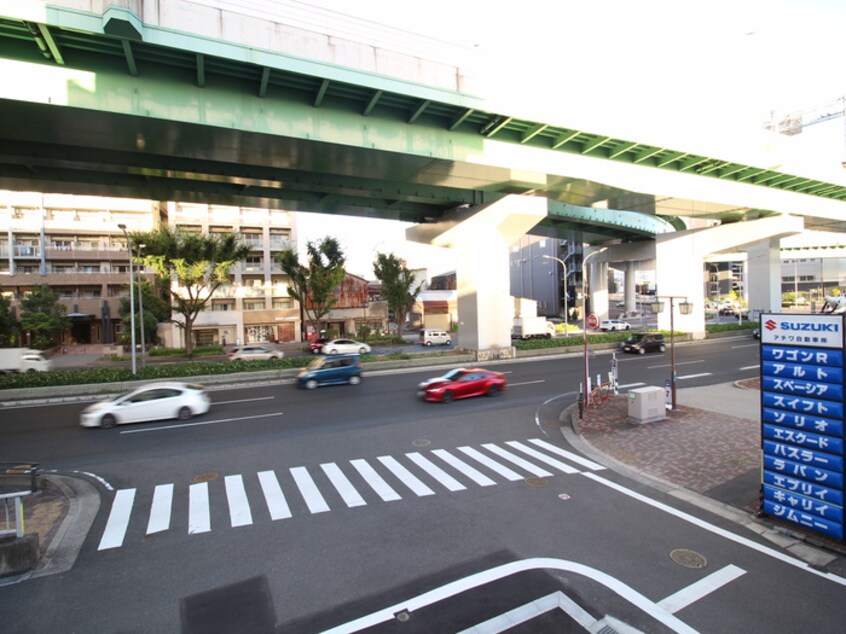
[760,313,844,349]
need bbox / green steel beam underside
[1,9,843,243]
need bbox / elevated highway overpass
[1,1,845,352]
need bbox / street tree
[275,237,346,338]
[373,252,423,341]
[132,227,251,356]
[118,279,172,347]
[0,287,19,346]
[20,285,70,350]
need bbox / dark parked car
[621,332,666,355]
[297,354,362,389]
[417,368,506,403]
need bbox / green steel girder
[1,6,845,241]
[545,201,677,237]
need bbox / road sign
[587,313,600,329]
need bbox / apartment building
[1,192,302,349]
[161,201,299,348]
[1,191,159,346]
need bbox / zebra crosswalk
[97,438,605,551]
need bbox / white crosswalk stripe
[96,439,600,550]
[257,470,291,520]
[225,475,253,527]
[147,484,173,534]
[321,463,366,508]
[188,482,210,535]
[291,466,330,514]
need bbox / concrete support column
[590,260,609,319]
[406,195,546,358]
[746,239,782,313]
[625,261,637,313]
[654,237,705,336]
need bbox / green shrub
[148,345,223,357]
[706,322,757,333]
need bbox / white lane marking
[647,360,705,369]
[458,590,598,634]
[351,459,401,502]
[482,443,553,477]
[406,452,466,492]
[658,564,746,614]
[506,441,579,474]
[509,379,546,386]
[528,438,605,471]
[582,472,846,588]
[224,475,253,527]
[618,382,646,390]
[321,557,699,634]
[677,373,712,380]
[321,463,366,508]
[257,470,291,520]
[213,396,275,405]
[119,412,282,434]
[740,365,759,371]
[290,467,330,514]
[188,482,210,534]
[146,484,173,535]
[731,343,759,349]
[98,488,135,550]
[377,456,435,497]
[70,470,114,491]
[432,449,496,487]
[458,446,523,481]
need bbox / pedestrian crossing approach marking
[96,438,606,551]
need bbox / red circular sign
[586,313,600,329]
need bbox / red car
[417,368,507,403]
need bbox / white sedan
[80,382,211,428]
[321,338,371,355]
[599,319,632,331]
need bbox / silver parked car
[321,338,371,355]
[80,382,211,428]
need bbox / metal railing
[0,463,39,538]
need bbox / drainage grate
[524,476,548,488]
[412,439,431,447]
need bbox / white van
[419,329,451,346]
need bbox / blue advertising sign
[762,360,844,384]
[761,345,843,367]
[761,407,844,437]
[760,313,845,542]
[763,424,845,455]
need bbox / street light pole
[581,248,607,411]
[542,255,568,337]
[136,243,146,369]
[649,295,693,409]
[118,224,137,375]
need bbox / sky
[286,0,846,278]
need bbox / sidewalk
[565,379,846,576]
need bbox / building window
[272,298,294,310]
[244,300,265,311]
[212,301,234,312]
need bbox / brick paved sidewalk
[572,394,761,509]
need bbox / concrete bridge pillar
[590,260,609,320]
[625,262,637,313]
[746,239,782,314]
[407,195,546,358]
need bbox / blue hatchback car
[297,354,363,389]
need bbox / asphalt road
[3,336,845,632]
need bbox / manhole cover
[558,493,571,500]
[192,472,220,483]
[412,439,431,447]
[670,548,708,569]
[524,476,548,488]
[394,610,411,622]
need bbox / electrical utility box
[627,386,666,424]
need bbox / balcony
[268,238,291,251]
[1,271,129,286]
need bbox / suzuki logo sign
[765,319,778,331]
[760,313,843,348]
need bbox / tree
[132,227,251,357]
[118,279,172,347]
[275,237,346,337]
[0,287,19,346]
[20,285,70,350]
[373,252,422,342]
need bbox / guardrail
[0,463,39,539]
